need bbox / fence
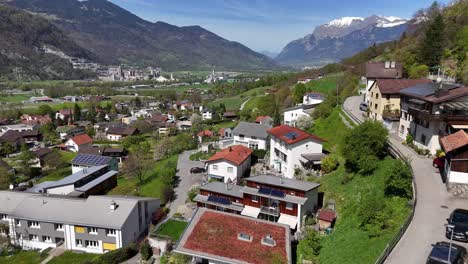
[341,106,417,264]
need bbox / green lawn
[0,94,30,103]
[59,151,77,163]
[304,73,343,94]
[0,250,46,264]
[208,86,269,111]
[154,219,188,241]
[38,167,72,183]
[109,155,178,198]
[209,120,238,131]
[308,108,411,264]
[48,251,98,264]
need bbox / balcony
[260,206,280,216]
[382,110,400,121]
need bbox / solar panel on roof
[258,187,285,198]
[284,132,298,140]
[258,187,272,196]
[271,189,285,198]
[208,196,231,205]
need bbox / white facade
[233,134,267,150]
[202,111,213,120]
[269,137,323,179]
[365,79,377,103]
[65,139,80,152]
[0,124,34,135]
[107,134,123,142]
[207,160,251,183]
[302,94,324,106]
[283,108,310,127]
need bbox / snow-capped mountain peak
[384,16,402,22]
[326,17,364,27]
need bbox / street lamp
[447,223,455,263]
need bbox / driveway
[169,150,206,217]
[343,96,468,264]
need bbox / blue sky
[110,0,450,53]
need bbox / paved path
[40,245,65,264]
[239,98,252,110]
[343,96,468,264]
[169,150,205,217]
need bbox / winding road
[343,96,468,264]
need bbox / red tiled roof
[440,131,468,153]
[179,209,289,264]
[267,125,324,145]
[375,79,432,95]
[424,86,468,104]
[198,130,214,137]
[255,116,270,123]
[69,134,93,145]
[366,61,403,79]
[207,145,253,166]
[318,209,336,222]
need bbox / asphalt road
[169,150,205,217]
[343,96,468,264]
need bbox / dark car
[190,167,206,174]
[427,241,467,264]
[359,102,368,111]
[433,157,446,169]
[447,209,468,242]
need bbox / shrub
[321,156,339,173]
[405,134,414,145]
[297,229,321,262]
[384,159,413,199]
[357,192,394,238]
[436,149,445,157]
[98,243,138,264]
[140,241,153,261]
[252,149,267,159]
[187,187,199,202]
[161,186,175,204]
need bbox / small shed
[318,209,336,231]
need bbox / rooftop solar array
[258,187,285,198]
[207,195,231,205]
[402,83,461,97]
[284,132,298,140]
[72,154,113,166]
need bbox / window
[29,221,40,229]
[55,224,63,231]
[286,202,294,210]
[251,136,257,140]
[386,95,390,100]
[421,134,427,145]
[76,239,83,247]
[106,229,116,236]
[376,93,379,99]
[30,235,39,241]
[88,227,98,234]
[252,195,259,203]
[212,165,218,171]
[227,167,233,173]
[374,104,378,110]
[249,143,258,150]
[274,148,280,157]
[43,236,52,243]
[86,240,99,248]
[15,220,21,226]
[239,134,245,140]
[0,214,7,220]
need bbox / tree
[0,166,13,190]
[297,229,321,262]
[161,185,175,204]
[293,83,307,104]
[295,115,314,130]
[154,137,172,160]
[409,64,429,78]
[73,103,81,122]
[140,241,153,261]
[342,121,388,174]
[357,191,394,237]
[321,155,339,173]
[17,147,39,179]
[190,113,203,133]
[134,96,142,107]
[43,150,65,169]
[85,126,96,138]
[122,146,151,190]
[0,143,15,157]
[384,159,413,198]
[419,13,445,68]
[37,105,54,117]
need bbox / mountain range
[276,15,409,66]
[0,0,277,72]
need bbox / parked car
[427,241,466,264]
[190,167,206,174]
[433,157,445,169]
[446,209,468,242]
[359,102,368,111]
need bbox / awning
[277,214,298,229]
[241,205,261,218]
[451,125,468,129]
[443,102,468,110]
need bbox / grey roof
[400,83,460,97]
[232,121,269,139]
[27,181,55,193]
[199,182,243,198]
[246,175,320,192]
[45,165,108,189]
[72,154,113,166]
[3,193,158,229]
[75,170,118,192]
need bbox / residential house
[218,127,233,139]
[55,109,72,121]
[130,109,157,119]
[297,77,313,84]
[29,96,53,103]
[365,61,403,103]
[56,125,85,140]
[0,124,34,135]
[197,130,214,144]
[0,130,24,151]
[439,131,468,185]
[0,191,159,253]
[174,208,291,264]
[20,130,42,145]
[368,79,431,122]
[121,116,137,125]
[206,145,253,183]
[78,146,127,163]
[176,121,192,131]
[399,83,468,154]
[282,105,315,127]
[223,112,237,120]
[201,109,214,120]
[20,115,51,125]
[302,92,325,106]
[268,125,325,179]
[232,121,270,150]
[256,116,273,126]
[32,148,53,167]
[106,127,138,142]
[71,153,119,174]
[65,134,93,153]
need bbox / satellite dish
[436,77,442,83]
[9,184,14,190]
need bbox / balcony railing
[260,206,280,216]
[382,110,400,121]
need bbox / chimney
[110,200,117,211]
[229,146,233,152]
[384,61,390,69]
[390,61,396,68]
